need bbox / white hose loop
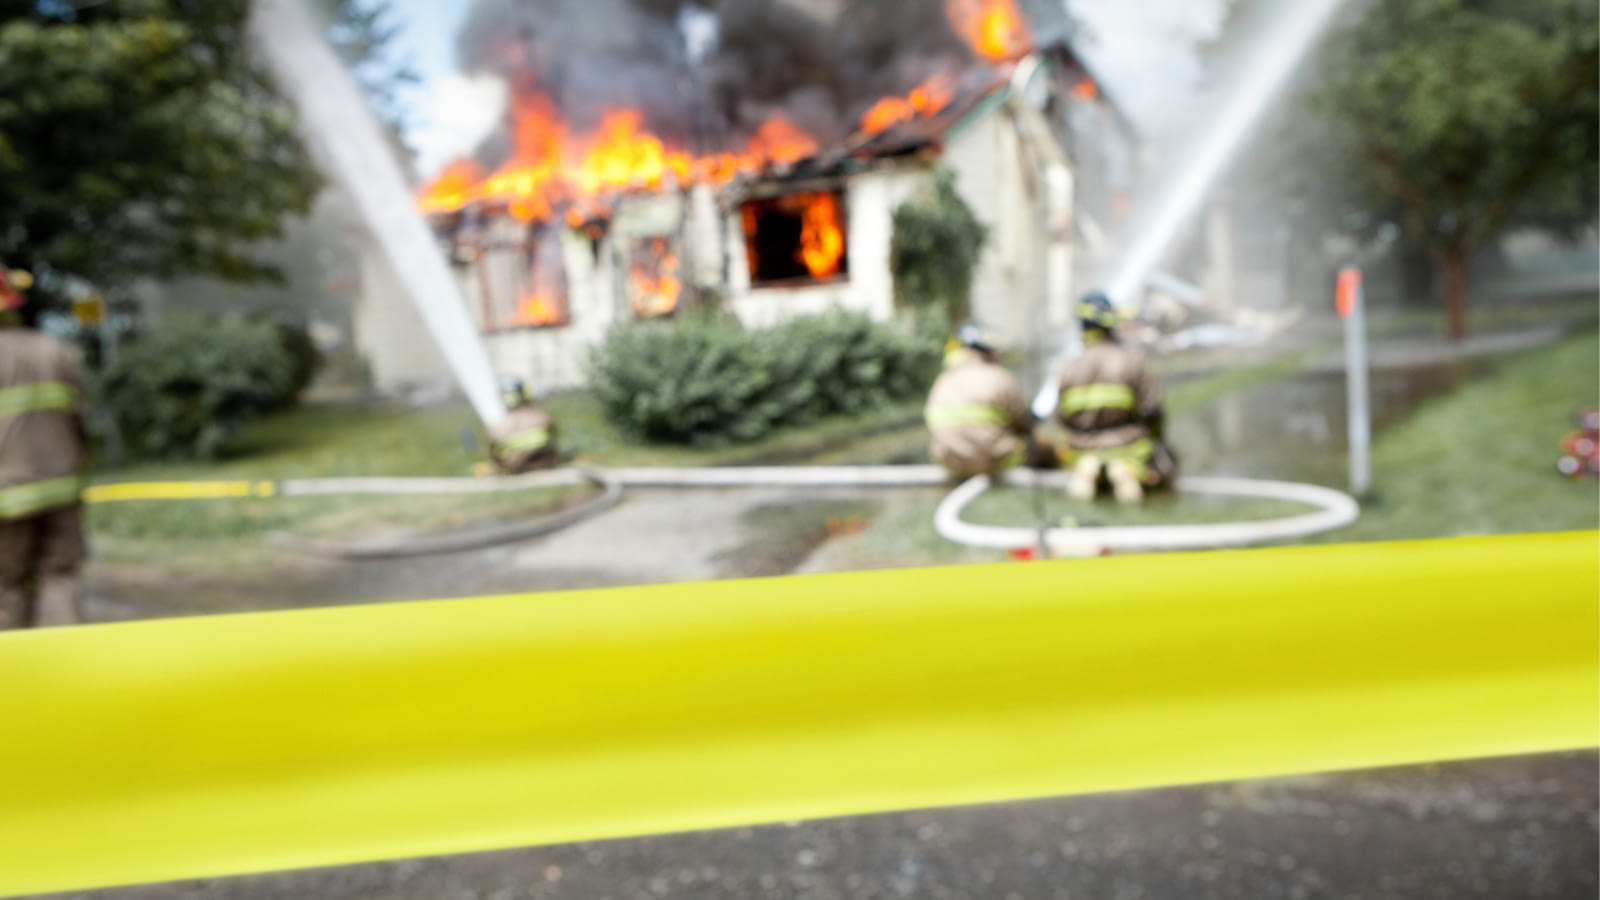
[936,472,1360,555]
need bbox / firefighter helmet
[1076,290,1119,332]
[500,376,531,410]
[955,320,997,355]
[0,265,31,312]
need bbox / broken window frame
[471,210,574,334]
[738,181,852,289]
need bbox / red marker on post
[1338,267,1371,496]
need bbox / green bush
[97,312,297,460]
[274,322,324,408]
[890,167,989,327]
[587,310,941,446]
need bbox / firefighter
[925,321,1034,480]
[1056,291,1174,504]
[486,376,560,474]
[0,264,89,629]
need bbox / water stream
[1102,0,1351,305]
[250,0,505,427]
[1034,0,1353,418]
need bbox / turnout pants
[0,503,86,629]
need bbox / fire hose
[85,466,1361,559]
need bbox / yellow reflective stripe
[998,443,1028,471]
[81,481,277,504]
[1082,438,1154,462]
[497,427,551,455]
[926,404,1008,429]
[1074,440,1154,480]
[0,475,82,521]
[1060,384,1137,415]
[0,381,78,419]
[0,532,1593,896]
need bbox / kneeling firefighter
[486,377,559,475]
[1056,291,1176,504]
[924,322,1037,480]
[1,263,89,628]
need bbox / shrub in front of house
[587,313,773,446]
[96,312,298,460]
[890,167,989,328]
[273,321,324,410]
[767,311,942,419]
[587,310,941,446]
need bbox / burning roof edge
[728,36,1143,198]
[723,68,1015,198]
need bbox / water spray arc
[1102,0,1349,306]
[250,0,506,427]
[1033,0,1351,418]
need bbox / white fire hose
[240,465,1359,560]
[937,470,1361,557]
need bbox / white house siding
[353,249,454,391]
[480,228,622,393]
[942,107,1053,353]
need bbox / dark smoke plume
[452,0,993,164]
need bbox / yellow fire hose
[83,480,279,503]
[0,531,1594,897]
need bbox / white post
[1339,268,1371,496]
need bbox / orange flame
[629,237,682,319]
[860,73,957,135]
[511,291,566,328]
[419,82,827,225]
[418,159,487,214]
[944,0,1031,62]
[796,193,845,279]
[576,110,694,197]
[1072,78,1099,101]
[746,112,819,166]
[482,87,569,222]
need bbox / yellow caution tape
[0,532,1595,896]
[82,480,278,503]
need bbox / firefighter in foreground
[0,264,88,629]
[925,321,1036,480]
[485,377,560,475]
[1056,291,1174,504]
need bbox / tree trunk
[1437,248,1469,342]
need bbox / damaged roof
[728,64,1014,194]
[731,38,1140,195]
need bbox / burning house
[718,45,1138,356]
[358,0,1142,395]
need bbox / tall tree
[0,0,323,300]
[1207,0,1598,339]
[312,0,420,143]
[1314,0,1597,339]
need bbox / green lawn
[85,324,1597,574]
[1311,329,1598,543]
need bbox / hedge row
[587,311,942,446]
[95,313,316,460]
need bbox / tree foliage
[310,0,419,140]
[1207,0,1598,338]
[0,0,322,301]
[96,312,298,461]
[889,168,989,326]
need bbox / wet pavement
[34,753,1598,899]
[83,487,891,622]
[1169,360,1490,483]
